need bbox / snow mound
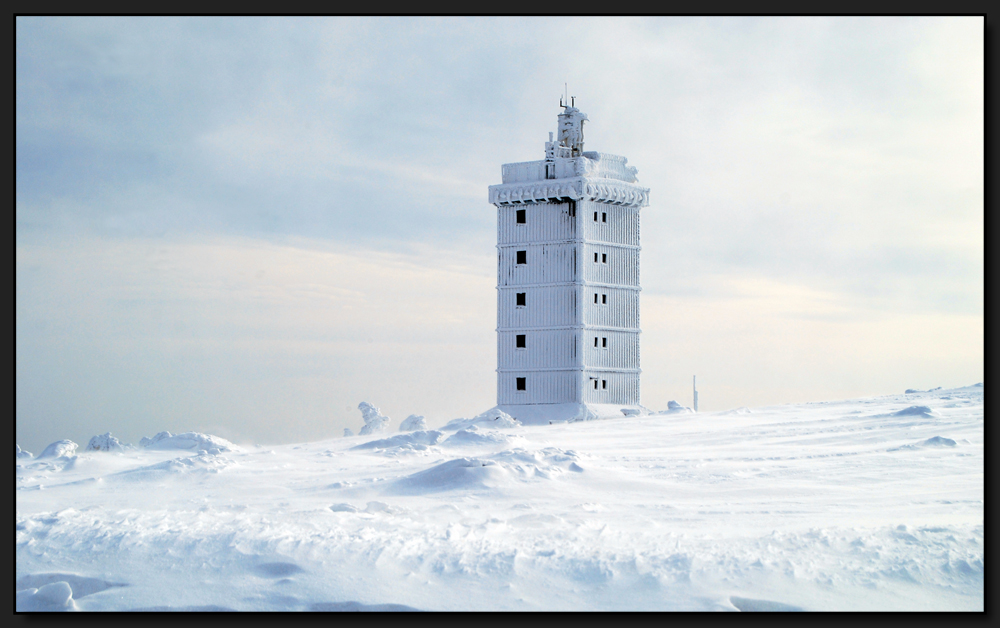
[657,401,694,415]
[139,431,238,453]
[16,581,77,612]
[905,387,942,394]
[391,447,583,494]
[85,432,127,452]
[329,503,359,512]
[891,406,937,418]
[442,426,514,447]
[37,440,78,459]
[721,407,754,415]
[442,407,520,431]
[399,414,427,432]
[16,445,33,459]
[919,436,957,447]
[357,402,390,436]
[351,430,443,451]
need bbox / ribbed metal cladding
[498,202,576,245]
[582,287,640,329]
[498,330,577,369]
[580,200,640,246]
[497,285,576,329]
[497,242,576,286]
[583,330,640,369]
[583,245,640,286]
[581,372,641,404]
[497,370,578,405]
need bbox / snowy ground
[16,386,983,611]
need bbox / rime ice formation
[488,102,650,425]
[357,402,390,436]
[37,440,78,459]
[16,445,33,459]
[398,414,427,432]
[85,433,127,452]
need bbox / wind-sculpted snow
[391,447,584,495]
[441,407,520,431]
[441,427,518,447]
[16,445,33,459]
[17,581,77,612]
[351,430,443,451]
[16,386,983,611]
[138,431,238,453]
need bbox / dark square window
[594,212,598,221]
[602,294,607,304]
[516,377,526,391]
[602,253,607,263]
[516,292,526,306]
[516,334,526,348]
[602,337,607,348]
[516,209,526,224]
[602,379,607,389]
[516,250,526,264]
[602,212,607,222]
[593,379,598,389]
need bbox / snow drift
[442,407,520,431]
[138,431,238,453]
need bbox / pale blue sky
[16,16,983,453]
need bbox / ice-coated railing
[502,161,546,184]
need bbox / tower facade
[488,103,650,424]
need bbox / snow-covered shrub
[37,440,78,459]
[399,414,426,432]
[357,402,390,436]
[85,432,126,452]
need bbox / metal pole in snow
[693,375,699,413]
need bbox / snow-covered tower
[488,101,650,424]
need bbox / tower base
[496,402,649,426]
